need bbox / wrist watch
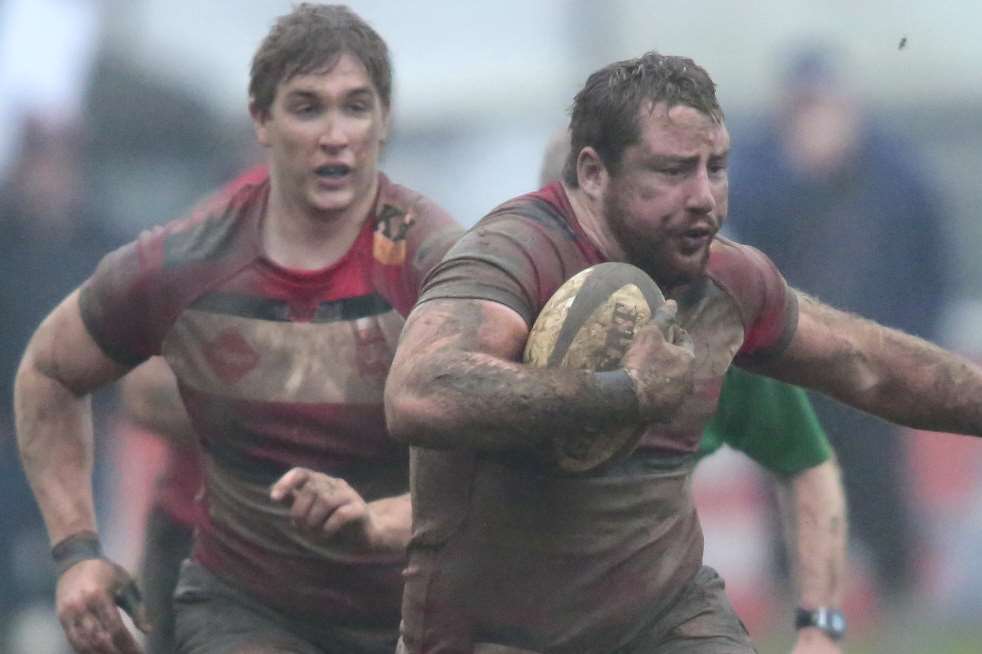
[795,607,847,641]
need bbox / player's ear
[577,146,608,202]
[250,98,271,147]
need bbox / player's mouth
[314,164,352,186]
[678,225,715,253]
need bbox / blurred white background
[93,1,982,230]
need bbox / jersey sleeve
[78,228,170,367]
[416,213,570,327]
[404,195,464,298]
[712,241,799,366]
[701,367,833,474]
[370,182,462,316]
[80,169,265,366]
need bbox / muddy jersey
[79,170,460,627]
[402,182,796,653]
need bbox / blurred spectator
[0,119,122,654]
[81,49,259,238]
[0,0,101,180]
[0,2,253,648]
[0,119,124,418]
[0,4,107,651]
[728,42,951,609]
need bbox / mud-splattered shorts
[173,560,397,654]
[397,565,755,654]
[617,565,756,654]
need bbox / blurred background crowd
[2,1,981,652]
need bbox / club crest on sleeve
[374,204,416,265]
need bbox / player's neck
[261,180,375,271]
[565,183,626,262]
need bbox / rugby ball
[523,262,665,472]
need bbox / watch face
[796,608,847,640]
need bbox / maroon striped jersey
[79,169,461,627]
[400,182,797,652]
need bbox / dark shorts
[396,566,754,654]
[173,560,398,654]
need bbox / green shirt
[699,367,832,474]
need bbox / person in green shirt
[701,366,831,468]
[541,130,848,654]
[702,366,846,654]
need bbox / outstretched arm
[758,291,982,436]
[385,297,694,451]
[15,289,148,653]
[774,459,847,654]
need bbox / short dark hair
[564,51,723,186]
[249,3,392,117]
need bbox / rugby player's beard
[603,190,710,293]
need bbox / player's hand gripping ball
[523,262,666,473]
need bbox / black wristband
[595,370,640,419]
[51,531,104,578]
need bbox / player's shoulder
[436,184,588,276]
[709,234,771,266]
[137,167,268,269]
[483,184,578,241]
[707,236,784,297]
[375,174,456,231]
[710,235,797,360]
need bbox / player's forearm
[785,296,982,435]
[775,459,847,609]
[386,350,639,451]
[15,360,99,544]
[840,331,982,434]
